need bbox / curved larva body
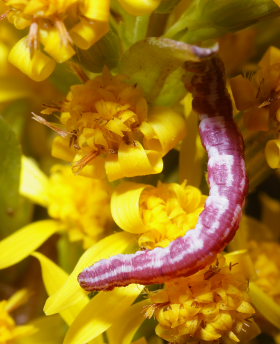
[78,55,248,291]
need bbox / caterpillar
[78,48,248,291]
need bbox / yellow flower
[43,69,186,181]
[0,157,113,270]
[1,0,109,80]
[230,46,280,168]
[145,254,258,344]
[248,241,280,304]
[229,216,280,330]
[0,289,36,343]
[47,164,113,248]
[110,180,206,249]
[230,46,280,131]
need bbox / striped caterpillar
[78,48,248,291]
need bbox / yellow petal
[20,156,49,207]
[6,289,31,312]
[146,107,186,156]
[32,252,89,325]
[52,136,76,162]
[70,20,109,50]
[9,37,56,81]
[107,300,149,344]
[88,336,106,344]
[111,182,149,234]
[105,141,162,181]
[80,0,110,21]
[63,284,144,344]
[265,139,280,168]
[44,232,137,315]
[0,220,60,269]
[249,282,280,329]
[118,0,161,15]
[40,28,75,63]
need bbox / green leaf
[0,117,29,236]
[74,29,121,73]
[165,0,280,43]
[119,38,200,105]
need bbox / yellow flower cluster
[47,164,113,248]
[248,240,280,304]
[0,290,36,343]
[230,46,280,169]
[146,255,255,344]
[2,0,109,80]
[48,69,186,181]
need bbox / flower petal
[80,0,110,21]
[111,182,149,234]
[20,156,49,207]
[107,300,149,344]
[249,282,280,329]
[32,252,89,325]
[63,284,144,344]
[105,141,162,181]
[40,28,75,63]
[265,139,280,168]
[70,20,109,50]
[146,106,186,156]
[44,232,137,315]
[0,220,60,269]
[9,37,56,82]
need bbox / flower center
[139,182,206,249]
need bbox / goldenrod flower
[229,216,280,330]
[111,181,206,249]
[47,69,186,181]
[0,289,36,343]
[47,164,113,248]
[146,254,257,344]
[230,46,280,131]
[0,157,113,270]
[230,46,280,168]
[248,241,280,304]
[1,0,109,80]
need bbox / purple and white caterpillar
[78,51,248,291]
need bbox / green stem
[132,15,150,43]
